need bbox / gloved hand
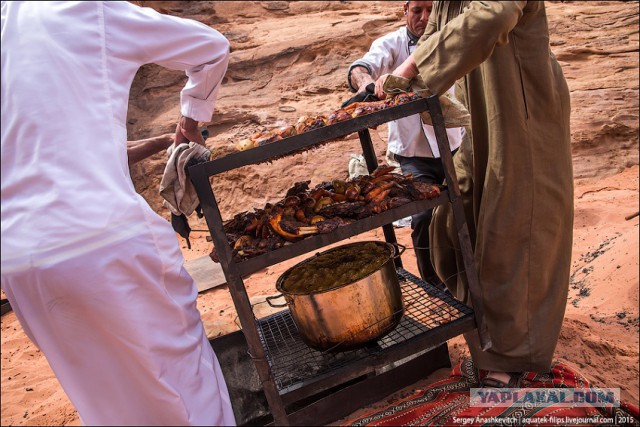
[171,213,192,249]
[381,74,414,95]
[381,74,471,128]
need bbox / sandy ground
[1,1,638,425]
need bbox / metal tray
[233,192,449,276]
[190,97,430,176]
[255,268,474,399]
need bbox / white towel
[159,142,211,217]
[348,154,369,179]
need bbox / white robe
[1,1,235,424]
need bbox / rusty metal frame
[189,95,490,425]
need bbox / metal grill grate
[255,268,474,391]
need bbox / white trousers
[1,229,236,426]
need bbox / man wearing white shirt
[1,2,235,425]
[347,1,465,286]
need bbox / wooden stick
[625,211,639,221]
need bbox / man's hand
[349,66,376,94]
[374,55,420,99]
[127,133,174,165]
[174,115,205,148]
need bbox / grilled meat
[211,164,442,262]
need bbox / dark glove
[200,127,209,141]
[171,213,192,250]
[340,83,380,108]
[175,128,208,237]
[195,204,204,219]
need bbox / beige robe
[413,1,574,372]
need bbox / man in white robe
[1,2,236,424]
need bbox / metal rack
[257,269,474,393]
[190,95,490,425]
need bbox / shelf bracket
[189,168,291,425]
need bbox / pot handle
[266,293,288,308]
[392,243,406,259]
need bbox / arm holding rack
[127,133,174,165]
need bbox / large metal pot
[267,241,404,352]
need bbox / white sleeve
[102,1,230,122]
[348,32,402,90]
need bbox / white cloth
[160,142,211,217]
[1,1,235,425]
[348,26,465,158]
[348,154,369,179]
[2,231,235,426]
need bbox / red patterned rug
[343,358,640,426]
